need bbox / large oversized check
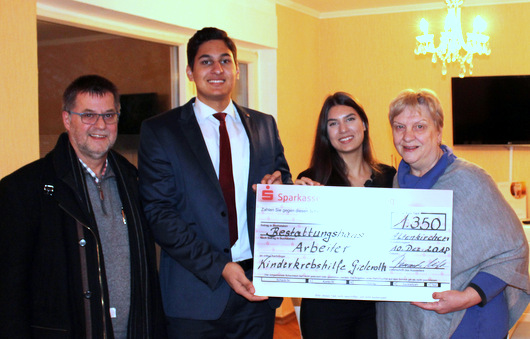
[253,184,453,302]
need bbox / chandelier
[414,0,490,77]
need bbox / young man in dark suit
[138,27,292,338]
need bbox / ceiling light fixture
[414,0,490,77]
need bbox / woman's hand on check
[411,287,481,314]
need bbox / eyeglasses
[68,111,120,125]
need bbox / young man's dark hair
[62,74,120,112]
[186,27,238,69]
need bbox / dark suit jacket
[138,98,291,320]
[0,133,167,338]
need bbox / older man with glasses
[0,75,167,338]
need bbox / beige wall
[0,0,39,178]
[276,2,530,212]
[276,6,322,177]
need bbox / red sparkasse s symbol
[261,185,274,201]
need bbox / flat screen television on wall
[452,75,530,145]
[118,92,159,134]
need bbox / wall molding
[276,0,530,19]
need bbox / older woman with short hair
[377,89,530,338]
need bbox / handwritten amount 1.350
[393,213,446,231]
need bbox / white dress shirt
[193,98,252,262]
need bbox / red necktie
[213,113,238,247]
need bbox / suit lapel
[235,103,258,185]
[179,100,224,195]
[234,103,259,248]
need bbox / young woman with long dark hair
[296,92,395,339]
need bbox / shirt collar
[79,158,111,184]
[193,97,238,123]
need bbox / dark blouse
[297,163,396,188]
[297,163,396,339]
